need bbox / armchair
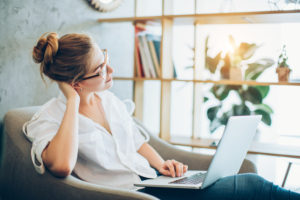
[0,106,256,200]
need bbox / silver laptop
[134,115,261,189]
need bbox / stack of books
[135,23,161,78]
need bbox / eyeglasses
[81,49,109,81]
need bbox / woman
[23,32,300,200]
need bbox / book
[146,34,161,62]
[134,25,145,77]
[135,45,144,77]
[139,33,156,78]
[145,34,177,78]
[146,34,161,78]
[138,34,151,78]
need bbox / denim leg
[138,173,300,200]
[231,173,300,200]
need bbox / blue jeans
[138,173,300,200]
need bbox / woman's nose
[107,65,114,74]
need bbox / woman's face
[78,44,114,92]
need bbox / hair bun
[32,32,59,64]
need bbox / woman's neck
[79,92,97,107]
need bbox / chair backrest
[133,117,176,156]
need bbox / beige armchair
[0,107,256,200]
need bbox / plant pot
[229,67,242,81]
[276,67,291,82]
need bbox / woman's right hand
[57,81,80,102]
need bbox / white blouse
[22,90,157,190]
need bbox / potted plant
[276,45,291,82]
[205,35,260,81]
[204,35,275,134]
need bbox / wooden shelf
[98,16,162,23]
[114,77,162,81]
[113,77,300,86]
[168,136,300,159]
[98,10,300,24]
[98,2,300,142]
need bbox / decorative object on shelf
[276,45,291,82]
[204,35,275,133]
[285,0,300,9]
[205,35,273,81]
[268,0,281,10]
[228,66,243,81]
[86,0,123,12]
[268,0,300,10]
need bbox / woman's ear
[71,82,81,89]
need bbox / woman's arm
[41,82,80,177]
[138,143,188,177]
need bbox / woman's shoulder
[23,96,65,139]
[31,95,66,122]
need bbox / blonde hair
[32,32,94,84]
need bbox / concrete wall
[0,0,135,124]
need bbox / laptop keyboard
[169,172,206,185]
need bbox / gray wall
[0,0,135,123]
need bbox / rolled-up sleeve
[23,110,59,174]
[132,120,149,151]
[122,99,150,151]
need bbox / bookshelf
[97,10,300,24]
[113,77,300,86]
[97,0,300,144]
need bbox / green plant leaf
[209,118,223,133]
[227,85,242,91]
[205,35,209,55]
[211,85,230,100]
[254,109,272,125]
[220,112,232,125]
[241,87,263,104]
[245,58,274,80]
[254,104,274,114]
[206,52,222,73]
[204,96,209,102]
[238,43,259,60]
[220,53,231,79]
[233,104,251,115]
[207,105,221,121]
[253,85,270,99]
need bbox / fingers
[159,168,171,176]
[173,160,183,177]
[161,160,188,178]
[166,160,176,178]
[183,165,188,173]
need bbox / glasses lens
[102,63,107,79]
[102,50,108,79]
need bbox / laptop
[134,115,261,189]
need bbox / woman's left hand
[158,159,188,178]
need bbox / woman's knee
[237,173,267,187]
